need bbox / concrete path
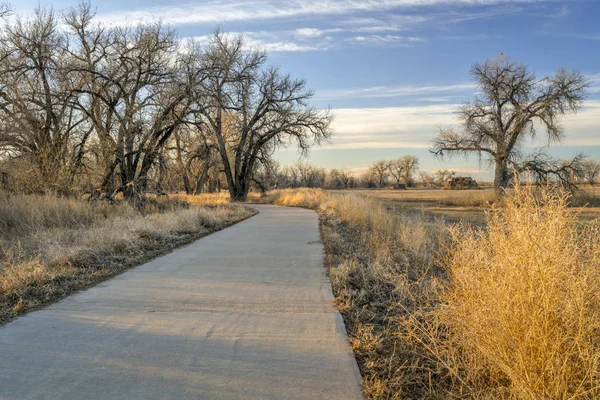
[0,205,364,400]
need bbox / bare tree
[193,32,332,201]
[434,169,455,187]
[369,160,390,188]
[581,159,600,186]
[0,2,12,18]
[0,7,89,192]
[66,4,195,198]
[432,55,589,192]
[418,171,435,188]
[389,155,419,187]
[328,168,352,189]
[171,125,218,194]
[520,152,586,191]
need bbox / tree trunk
[193,165,210,195]
[494,157,510,193]
[230,175,250,202]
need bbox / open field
[344,186,600,225]
[0,193,254,324]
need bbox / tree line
[0,3,331,201]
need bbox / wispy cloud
[325,104,457,149]
[94,0,558,27]
[186,30,333,52]
[347,35,425,45]
[318,83,476,100]
[295,28,343,38]
[443,33,504,40]
[324,100,600,151]
[551,5,569,18]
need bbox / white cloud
[185,31,331,52]
[323,100,600,151]
[348,34,425,45]
[94,0,558,27]
[295,28,343,38]
[318,83,476,100]
[352,24,406,33]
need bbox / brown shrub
[416,185,600,398]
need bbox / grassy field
[344,186,600,225]
[0,193,254,324]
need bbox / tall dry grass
[268,187,600,399]
[413,185,600,399]
[0,192,254,322]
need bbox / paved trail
[0,205,364,400]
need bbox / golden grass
[413,185,600,399]
[350,186,600,225]
[266,186,600,399]
[171,192,232,206]
[0,193,255,323]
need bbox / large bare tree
[65,3,196,198]
[192,32,332,201]
[0,7,89,192]
[432,55,589,191]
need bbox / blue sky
[16,0,600,179]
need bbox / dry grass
[171,192,232,206]
[0,192,255,323]
[412,185,600,399]
[351,186,600,225]
[267,186,600,399]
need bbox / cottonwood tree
[582,159,600,185]
[0,2,11,18]
[520,151,586,190]
[328,168,353,189]
[192,32,332,201]
[418,171,435,187]
[171,125,218,195]
[369,160,390,188]
[389,155,419,187]
[0,8,89,192]
[66,4,196,198]
[434,169,455,187]
[432,55,589,192]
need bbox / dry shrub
[419,185,600,398]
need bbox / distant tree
[434,169,455,187]
[360,169,377,188]
[369,160,390,188]
[418,171,435,188]
[432,55,589,192]
[581,159,600,186]
[328,168,353,189]
[520,152,586,190]
[389,155,419,187]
